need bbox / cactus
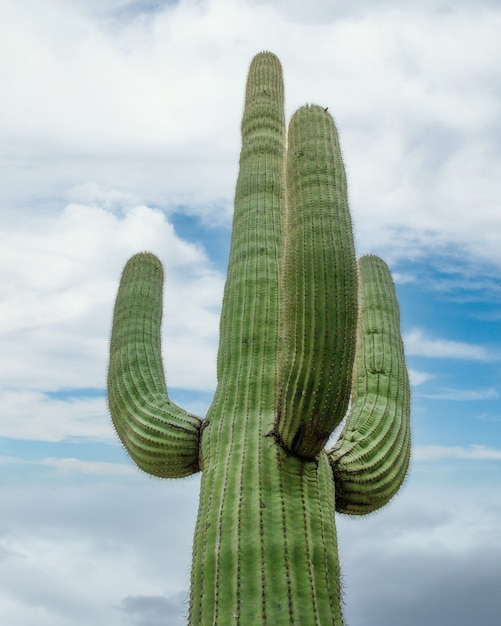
[108,51,411,625]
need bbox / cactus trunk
[107,51,411,625]
[193,446,342,623]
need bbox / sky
[1,0,500,624]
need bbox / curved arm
[328,255,411,514]
[107,252,202,478]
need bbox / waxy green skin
[108,52,411,625]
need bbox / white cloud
[414,444,501,461]
[0,480,200,626]
[1,0,500,265]
[0,201,222,441]
[417,387,499,401]
[1,478,500,625]
[42,457,137,476]
[120,591,188,626]
[392,271,417,284]
[0,391,112,442]
[0,455,142,481]
[0,202,222,390]
[476,412,501,423]
[337,482,501,625]
[408,369,433,386]
[404,328,494,360]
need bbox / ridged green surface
[107,51,411,625]
[108,252,201,478]
[278,105,358,458]
[190,53,344,625]
[328,255,411,514]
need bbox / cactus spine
[108,51,411,625]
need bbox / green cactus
[108,51,411,625]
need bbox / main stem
[189,53,344,625]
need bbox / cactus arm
[107,252,202,478]
[328,255,411,514]
[277,105,358,459]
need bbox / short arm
[328,256,411,514]
[108,252,202,478]
[276,105,358,458]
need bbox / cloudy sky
[1,0,500,624]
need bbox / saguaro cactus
[108,52,411,625]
